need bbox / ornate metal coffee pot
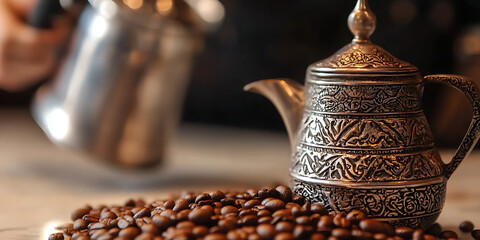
[245,0,480,229]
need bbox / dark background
[2,0,480,147]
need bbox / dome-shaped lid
[310,0,418,74]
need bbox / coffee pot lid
[310,0,418,74]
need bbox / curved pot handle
[425,74,480,179]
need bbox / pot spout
[244,79,305,147]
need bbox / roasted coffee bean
[274,232,295,240]
[221,206,238,215]
[292,195,305,205]
[205,233,227,240]
[195,193,211,204]
[134,207,151,219]
[345,210,365,224]
[412,229,424,240]
[459,221,474,232]
[227,229,247,240]
[331,228,352,240]
[472,229,480,240]
[56,185,451,240]
[276,186,293,203]
[311,204,329,216]
[152,214,172,230]
[48,233,64,240]
[244,199,261,209]
[118,226,140,238]
[188,208,212,225]
[395,226,413,239]
[276,221,294,233]
[439,230,458,239]
[173,199,189,212]
[74,219,87,230]
[264,199,286,212]
[257,188,278,200]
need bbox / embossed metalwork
[245,0,480,229]
[293,179,446,229]
[306,84,422,113]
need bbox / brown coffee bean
[318,215,334,228]
[173,199,189,212]
[257,188,278,200]
[188,208,212,225]
[82,214,100,224]
[195,193,211,204]
[221,206,238,215]
[472,229,480,240]
[227,229,247,240]
[209,191,226,202]
[346,210,365,224]
[412,229,424,240]
[274,232,295,240]
[236,199,247,208]
[240,215,258,226]
[74,219,87,230]
[108,227,120,236]
[163,200,175,210]
[292,195,305,205]
[204,233,227,240]
[247,233,263,240]
[90,229,108,238]
[295,216,310,225]
[439,230,458,239]
[117,218,133,229]
[89,222,108,230]
[395,226,413,239]
[136,232,155,240]
[244,199,261,209]
[352,229,373,240]
[193,226,209,237]
[311,204,329,216]
[219,218,238,230]
[275,221,294,233]
[152,214,172,230]
[264,199,285,212]
[177,209,192,222]
[331,228,352,240]
[100,211,117,220]
[293,225,313,239]
[160,210,177,221]
[243,226,257,234]
[290,205,305,217]
[459,221,474,232]
[183,193,196,203]
[119,226,140,238]
[257,224,276,239]
[257,209,271,218]
[373,233,387,240]
[257,216,272,224]
[309,213,321,226]
[141,223,159,235]
[48,233,64,240]
[134,207,151,219]
[221,198,236,206]
[310,233,327,240]
[359,219,392,235]
[333,216,350,228]
[239,209,257,217]
[275,186,293,203]
[423,234,436,240]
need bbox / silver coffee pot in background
[30,0,224,168]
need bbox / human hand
[0,0,69,91]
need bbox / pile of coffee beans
[49,186,477,240]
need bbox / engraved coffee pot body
[245,0,480,229]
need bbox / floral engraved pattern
[314,44,415,70]
[291,149,443,182]
[293,180,445,228]
[305,84,422,113]
[298,114,434,149]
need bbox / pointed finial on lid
[348,0,376,43]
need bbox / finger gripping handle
[425,74,480,179]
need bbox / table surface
[1,109,479,239]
